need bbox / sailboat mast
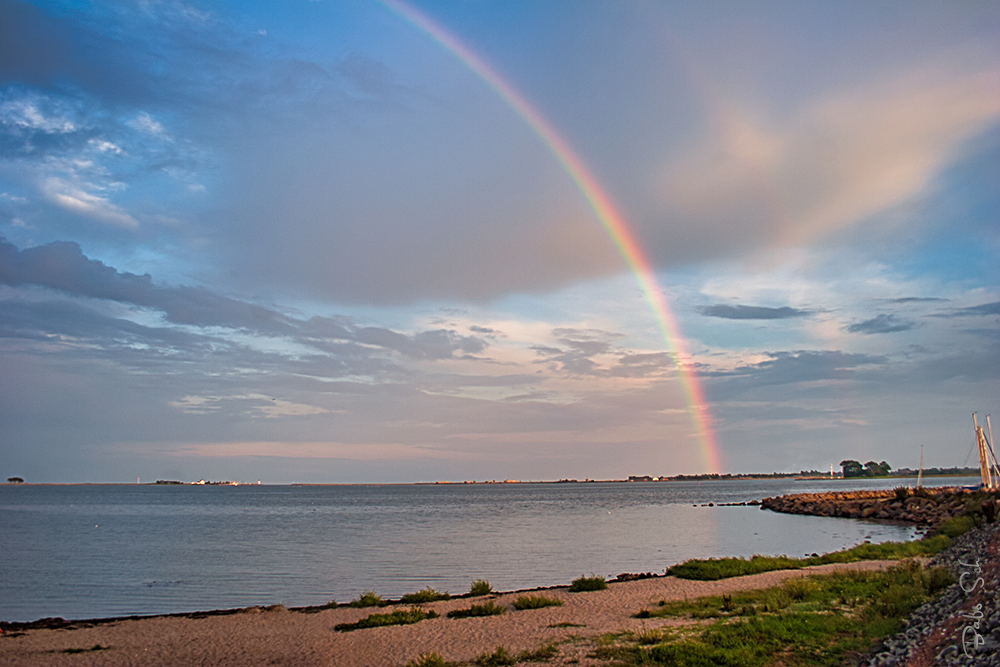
[987,415,999,490]
[917,445,923,489]
[974,412,995,490]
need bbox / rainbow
[378,0,721,474]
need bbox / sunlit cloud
[40,177,139,228]
[658,64,1000,249]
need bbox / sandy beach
[0,560,903,667]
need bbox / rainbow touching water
[379,0,721,474]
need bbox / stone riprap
[759,487,998,528]
[867,520,1000,666]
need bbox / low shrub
[667,554,802,581]
[469,579,493,596]
[938,515,976,538]
[569,575,608,592]
[350,591,388,608]
[400,587,450,604]
[475,646,517,667]
[512,594,564,610]
[447,600,506,618]
[62,645,109,654]
[518,642,558,662]
[667,535,952,581]
[334,608,438,632]
[405,653,455,667]
[893,486,910,501]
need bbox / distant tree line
[666,471,829,481]
[7,476,24,484]
[891,466,980,477]
[839,460,891,478]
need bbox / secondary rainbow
[379,0,721,474]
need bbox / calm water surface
[0,477,976,622]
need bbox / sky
[1,0,998,484]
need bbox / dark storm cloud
[958,301,1000,316]
[927,300,1000,318]
[0,0,143,98]
[0,237,489,362]
[846,314,917,334]
[0,298,215,352]
[608,352,674,378]
[707,350,887,398]
[0,237,297,333]
[530,330,673,378]
[886,297,947,303]
[698,304,811,320]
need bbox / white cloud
[0,98,76,133]
[128,112,166,136]
[41,177,139,229]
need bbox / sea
[0,476,979,623]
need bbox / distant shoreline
[1,473,980,487]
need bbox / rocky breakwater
[759,487,998,528]
[867,520,1000,666]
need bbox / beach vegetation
[667,535,951,581]
[474,643,558,666]
[333,607,438,632]
[474,646,517,666]
[937,515,976,538]
[447,600,506,618]
[630,626,669,645]
[518,642,559,662]
[512,594,564,610]
[568,574,608,592]
[405,653,457,667]
[60,644,109,654]
[618,561,953,666]
[893,485,910,500]
[469,579,493,596]
[349,590,388,608]
[400,586,450,604]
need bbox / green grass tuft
[447,600,507,618]
[61,645,109,654]
[469,579,493,596]
[938,515,976,538]
[667,535,951,581]
[405,653,457,667]
[349,590,388,608]
[667,554,803,581]
[518,642,559,662]
[569,575,608,592]
[334,607,439,632]
[400,586,450,604]
[512,594,564,610]
[475,646,517,666]
[473,643,559,666]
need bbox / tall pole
[974,412,993,490]
[917,445,923,489]
[987,415,998,491]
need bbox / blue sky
[1,0,998,483]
